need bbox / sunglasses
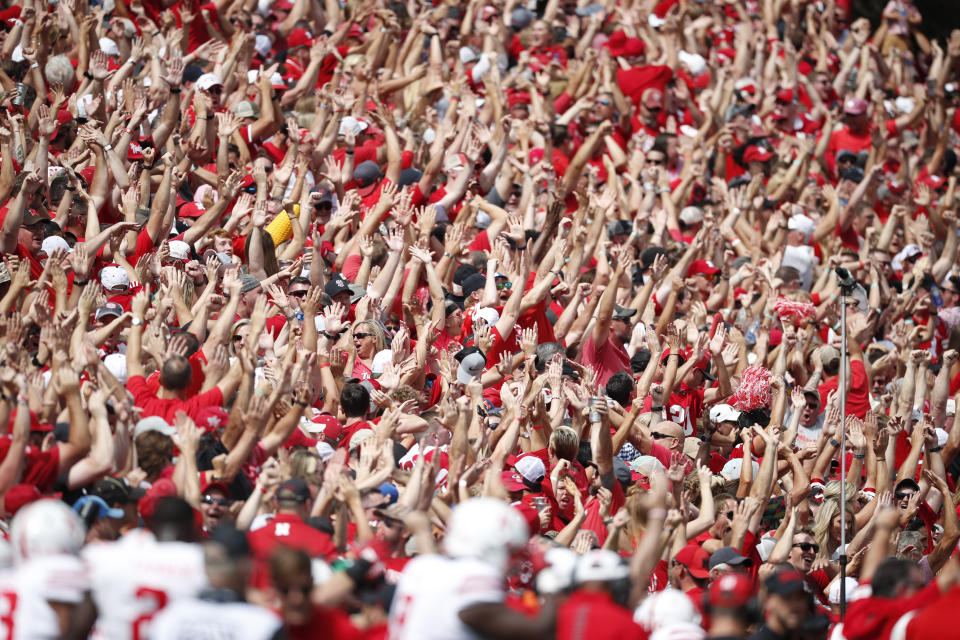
[288,290,309,298]
[724,511,734,520]
[202,495,228,507]
[650,431,673,440]
[793,542,820,553]
[895,492,916,501]
[353,332,373,340]
[595,99,611,106]
[647,158,665,165]
[497,282,512,291]
[232,335,245,342]
[207,86,223,94]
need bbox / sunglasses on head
[793,542,819,553]
[202,495,228,506]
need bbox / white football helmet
[11,499,86,562]
[443,498,529,572]
[575,549,630,584]
[536,547,578,595]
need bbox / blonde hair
[353,319,387,353]
[812,498,856,560]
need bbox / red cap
[507,90,531,108]
[283,428,319,449]
[79,166,96,184]
[194,406,229,432]
[139,478,178,523]
[347,23,365,40]
[311,414,343,441]
[201,479,230,499]
[709,572,754,607]
[675,544,711,579]
[776,88,795,103]
[743,145,774,164]
[11,409,52,433]
[642,88,664,109]
[4,483,42,516]
[272,0,294,10]
[843,98,868,115]
[178,202,205,219]
[687,259,721,277]
[286,28,314,49]
[501,470,526,492]
[919,173,946,190]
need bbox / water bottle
[932,285,943,308]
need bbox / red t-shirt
[248,512,338,588]
[817,359,870,419]
[843,582,940,640]
[555,590,648,640]
[126,374,224,422]
[581,333,631,388]
[0,437,60,492]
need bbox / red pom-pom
[774,297,816,322]
[730,365,773,411]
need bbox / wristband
[258,485,268,494]
[293,400,308,407]
[84,71,93,80]
[131,317,143,326]
[345,149,354,155]
[317,363,330,369]
[16,394,28,404]
[516,244,527,251]
[929,445,943,453]
[73,278,89,286]
[103,143,113,151]
[169,88,181,94]
[650,406,663,411]
[29,62,38,69]
[852,452,865,459]
[829,438,840,447]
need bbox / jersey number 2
[131,587,168,640]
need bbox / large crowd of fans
[0,0,958,637]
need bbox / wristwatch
[131,317,143,326]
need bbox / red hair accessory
[730,365,772,411]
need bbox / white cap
[720,457,759,480]
[168,240,190,261]
[459,46,479,64]
[339,116,368,137]
[892,244,922,271]
[371,349,393,376]
[628,455,665,476]
[934,427,949,449]
[195,73,224,91]
[635,588,702,631]
[99,265,130,291]
[677,51,706,76]
[99,37,120,57]
[40,236,72,256]
[787,213,815,240]
[514,456,546,483]
[829,577,859,605]
[133,416,177,439]
[315,441,335,462]
[575,549,630,583]
[475,307,500,327]
[756,535,777,562]
[103,353,127,384]
[474,210,492,229]
[709,404,741,424]
[537,547,578,594]
[678,206,703,225]
[254,34,272,57]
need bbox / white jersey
[148,597,282,640]
[82,529,207,640]
[0,554,88,640]
[387,554,504,640]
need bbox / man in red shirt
[816,343,870,419]
[248,478,338,588]
[555,550,647,640]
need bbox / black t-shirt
[196,440,252,501]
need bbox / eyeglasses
[793,542,820,553]
[895,492,916,501]
[202,495,228,507]
[650,431,673,440]
[497,282,512,291]
[288,290,308,298]
[353,332,373,340]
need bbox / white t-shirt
[149,599,281,640]
[387,554,504,640]
[82,529,207,640]
[0,554,88,639]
